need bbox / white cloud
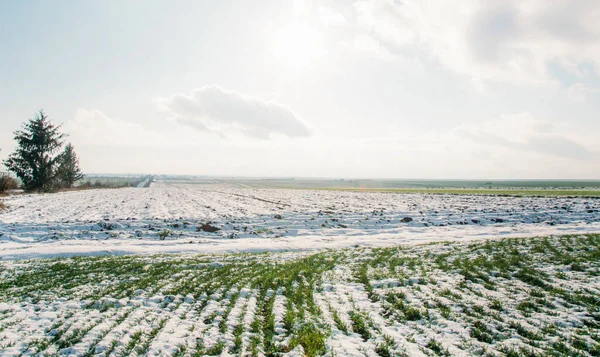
[63,109,165,147]
[351,34,399,60]
[157,85,311,139]
[354,0,416,46]
[351,0,600,87]
[567,83,600,103]
[455,112,598,160]
[319,5,347,26]
[44,109,600,178]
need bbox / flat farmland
[1,183,600,356]
[1,182,600,259]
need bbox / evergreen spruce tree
[57,143,84,188]
[4,110,65,192]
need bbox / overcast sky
[1,0,599,179]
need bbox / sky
[0,0,599,179]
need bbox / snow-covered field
[2,183,600,356]
[1,234,599,356]
[1,182,600,260]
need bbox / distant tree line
[2,110,83,192]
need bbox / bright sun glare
[271,21,325,68]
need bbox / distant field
[200,178,600,197]
[76,175,152,189]
[214,178,600,190]
[160,177,600,196]
[312,187,600,197]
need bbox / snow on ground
[2,183,600,356]
[1,234,599,356]
[1,181,600,260]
